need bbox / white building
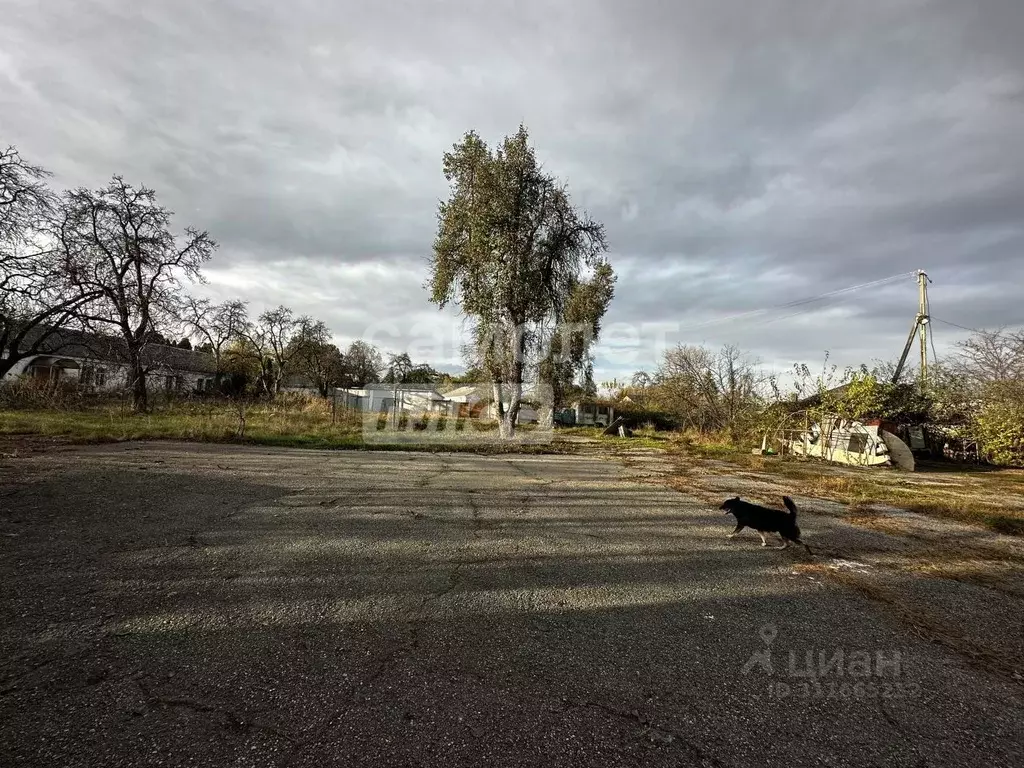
[333,382,540,423]
[1,327,218,394]
[572,401,615,427]
[441,384,540,424]
[335,384,449,414]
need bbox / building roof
[6,325,217,374]
[443,383,549,404]
[341,384,444,396]
[443,385,486,399]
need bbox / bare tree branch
[57,176,216,410]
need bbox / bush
[0,377,86,410]
[973,382,1024,467]
[614,408,679,431]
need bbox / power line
[932,317,982,333]
[932,318,1019,337]
[677,271,916,334]
[773,271,917,311]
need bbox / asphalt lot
[1,442,1022,767]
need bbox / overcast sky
[3,0,1022,385]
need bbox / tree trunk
[538,405,554,430]
[506,379,523,435]
[496,328,528,440]
[491,381,511,438]
[129,357,148,413]
[496,378,523,439]
[538,375,562,431]
[235,399,247,438]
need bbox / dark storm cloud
[2,0,1022,377]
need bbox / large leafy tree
[339,340,383,387]
[536,259,616,426]
[58,176,215,411]
[429,125,611,438]
[290,319,344,397]
[381,360,441,385]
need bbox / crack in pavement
[138,679,298,745]
[415,460,455,488]
[405,498,482,656]
[562,697,725,766]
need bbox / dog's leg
[757,532,768,547]
[727,524,745,539]
[775,538,790,550]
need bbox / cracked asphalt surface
[1,442,1022,767]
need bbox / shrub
[614,408,678,431]
[973,382,1024,467]
[0,377,85,410]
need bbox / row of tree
[0,144,445,411]
[184,299,458,399]
[182,298,391,398]
[5,130,1020,458]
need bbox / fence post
[332,388,337,424]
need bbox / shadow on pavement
[1,447,1022,767]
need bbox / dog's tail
[782,496,798,519]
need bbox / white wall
[340,387,444,413]
[1,354,213,394]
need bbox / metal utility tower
[891,270,931,386]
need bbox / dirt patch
[0,434,77,458]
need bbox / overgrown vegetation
[603,328,1024,468]
[723,452,1024,536]
[972,380,1024,467]
[0,394,571,454]
[0,393,360,446]
[3,139,1022,460]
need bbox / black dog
[720,496,812,553]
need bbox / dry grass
[613,430,1024,683]
[0,397,363,447]
[634,426,1024,535]
[0,400,573,454]
[901,558,1024,597]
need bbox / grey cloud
[2,0,1023,379]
